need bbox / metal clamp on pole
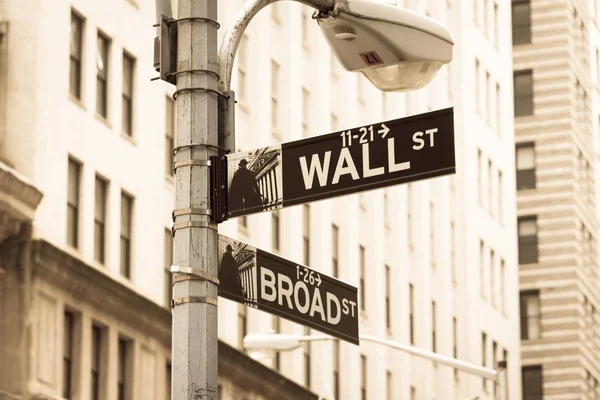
[171,265,220,285]
[172,296,218,308]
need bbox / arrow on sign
[378,123,390,138]
[315,273,322,287]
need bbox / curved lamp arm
[217,0,336,92]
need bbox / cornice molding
[0,161,43,221]
[30,240,172,347]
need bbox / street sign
[224,107,455,218]
[218,234,360,345]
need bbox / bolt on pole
[171,0,219,399]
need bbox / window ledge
[121,132,137,147]
[68,94,86,111]
[95,114,112,130]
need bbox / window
[477,149,483,205]
[70,11,84,99]
[493,2,499,49]
[165,229,173,308]
[496,83,501,134]
[272,316,281,370]
[301,11,311,49]
[120,193,133,278]
[238,304,247,349]
[122,52,135,135]
[485,71,491,122]
[272,210,280,251]
[117,338,131,400]
[332,224,339,277]
[237,36,248,102]
[431,300,437,352]
[386,370,392,400]
[303,205,310,265]
[91,325,104,400]
[96,32,110,118]
[271,60,280,131]
[410,386,416,400]
[500,259,506,313]
[453,317,458,379]
[409,283,415,345]
[385,265,391,330]
[513,70,534,116]
[165,96,175,175]
[333,340,340,398]
[512,0,531,45]
[520,291,540,339]
[522,365,543,400]
[67,158,81,249]
[94,176,108,263]
[482,332,487,391]
[407,184,413,244]
[487,159,493,212]
[475,59,481,113]
[166,363,171,400]
[359,245,366,310]
[331,112,338,131]
[63,311,75,399]
[498,170,503,221]
[490,249,496,306]
[480,240,486,299]
[518,216,538,264]
[516,143,536,189]
[302,88,310,137]
[271,2,281,23]
[430,202,435,266]
[360,354,367,400]
[451,221,456,283]
[304,326,311,387]
[492,341,498,397]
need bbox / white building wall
[0,0,521,399]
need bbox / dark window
[522,365,543,400]
[166,363,172,400]
[512,0,531,45]
[96,32,110,118]
[332,224,339,277]
[238,304,247,349]
[520,291,541,339]
[303,205,310,265]
[94,176,108,263]
[304,326,311,387]
[431,300,437,352]
[117,338,130,400]
[482,332,487,391]
[385,265,391,329]
[165,96,175,175]
[518,216,538,264]
[513,70,534,116]
[91,325,103,400]
[272,210,280,251]
[120,193,133,278]
[165,229,173,308]
[359,245,366,310]
[333,340,339,398]
[516,143,536,190]
[409,283,415,345]
[67,157,81,248]
[63,311,74,399]
[453,317,458,379]
[361,354,367,400]
[70,11,84,99]
[122,52,135,135]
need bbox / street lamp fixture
[315,0,454,91]
[243,332,500,382]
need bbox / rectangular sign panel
[217,234,359,345]
[225,107,455,218]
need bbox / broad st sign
[217,234,359,345]
[224,107,455,218]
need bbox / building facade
[0,0,521,399]
[512,0,600,399]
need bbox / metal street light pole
[170,0,219,399]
